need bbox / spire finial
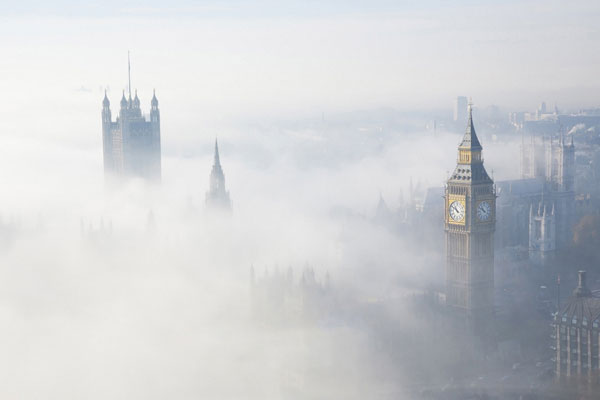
[128,50,132,101]
[468,97,474,117]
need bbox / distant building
[509,100,600,135]
[554,271,600,383]
[374,193,394,227]
[101,59,161,181]
[454,96,468,123]
[206,139,232,212]
[250,264,333,323]
[495,130,575,265]
[529,201,556,266]
[495,179,544,250]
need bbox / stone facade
[101,90,161,181]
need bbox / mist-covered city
[1,1,600,399]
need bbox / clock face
[477,201,491,221]
[449,201,465,222]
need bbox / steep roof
[458,104,482,150]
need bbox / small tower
[133,90,140,109]
[119,91,128,111]
[528,201,556,266]
[101,91,113,175]
[205,139,232,212]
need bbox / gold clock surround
[447,194,466,225]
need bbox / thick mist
[0,99,523,398]
[0,1,591,398]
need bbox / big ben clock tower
[445,102,495,321]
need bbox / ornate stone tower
[101,55,161,181]
[445,103,496,321]
[206,139,232,212]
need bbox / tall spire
[128,50,132,101]
[459,99,482,150]
[206,137,231,211]
[214,138,221,167]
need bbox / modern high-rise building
[101,57,161,181]
[454,96,468,123]
[206,139,231,212]
[445,102,496,321]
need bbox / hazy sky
[0,0,599,131]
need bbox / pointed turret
[120,90,128,109]
[133,90,140,108]
[151,89,158,107]
[103,90,110,108]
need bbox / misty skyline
[0,2,599,398]
[1,0,599,133]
